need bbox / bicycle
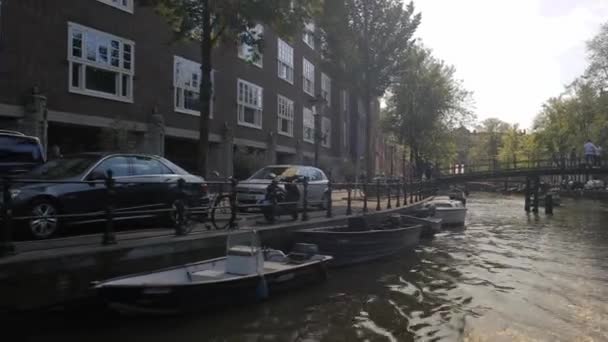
[208,172,237,230]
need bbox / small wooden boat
[294,216,422,267]
[424,198,467,226]
[93,231,332,315]
[399,215,442,238]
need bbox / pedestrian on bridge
[584,139,597,168]
[596,146,602,167]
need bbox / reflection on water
[29,193,608,341]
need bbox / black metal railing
[0,174,434,258]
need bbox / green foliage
[586,22,608,89]
[381,43,474,170]
[321,0,421,176]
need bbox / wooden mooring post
[524,177,531,212]
[532,176,540,213]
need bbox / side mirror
[88,170,106,181]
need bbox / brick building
[0,0,376,178]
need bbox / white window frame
[173,55,214,118]
[303,58,315,96]
[303,107,315,144]
[321,73,331,107]
[67,22,135,103]
[277,95,294,137]
[97,0,134,14]
[238,24,263,68]
[303,22,315,49]
[322,117,331,148]
[277,38,294,84]
[237,79,263,129]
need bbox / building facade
[0,0,373,178]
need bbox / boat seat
[189,269,225,282]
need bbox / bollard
[533,177,540,213]
[363,182,368,214]
[376,179,381,211]
[524,177,531,212]
[346,183,352,216]
[0,177,16,257]
[302,177,309,221]
[230,178,238,229]
[174,178,187,236]
[269,184,278,224]
[386,183,392,209]
[410,184,414,203]
[395,181,401,207]
[325,179,333,218]
[545,194,553,215]
[103,170,117,245]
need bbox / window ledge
[69,88,133,103]
[238,121,263,130]
[303,139,314,144]
[98,1,134,14]
[303,90,315,97]
[279,76,294,85]
[278,131,293,138]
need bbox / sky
[412,0,608,128]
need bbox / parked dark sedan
[4,153,209,239]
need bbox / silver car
[236,165,329,210]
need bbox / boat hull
[435,207,467,226]
[295,224,422,267]
[95,258,329,315]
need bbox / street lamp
[309,94,327,167]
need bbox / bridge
[432,159,608,184]
[429,159,608,213]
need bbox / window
[97,0,133,13]
[237,79,263,129]
[303,58,315,96]
[321,73,331,107]
[322,117,331,148]
[277,38,294,84]
[238,24,263,68]
[68,22,134,102]
[277,95,294,137]
[342,90,349,112]
[173,56,214,117]
[131,156,173,175]
[303,107,314,143]
[303,22,315,49]
[307,167,324,181]
[93,156,130,177]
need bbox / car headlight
[9,189,20,199]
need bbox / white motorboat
[425,198,467,226]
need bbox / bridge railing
[438,156,608,177]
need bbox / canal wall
[0,201,428,313]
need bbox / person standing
[584,139,597,168]
[596,146,602,167]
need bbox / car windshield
[26,155,100,180]
[250,167,299,180]
[0,136,44,163]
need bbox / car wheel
[28,199,60,240]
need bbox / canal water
[29,193,608,341]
